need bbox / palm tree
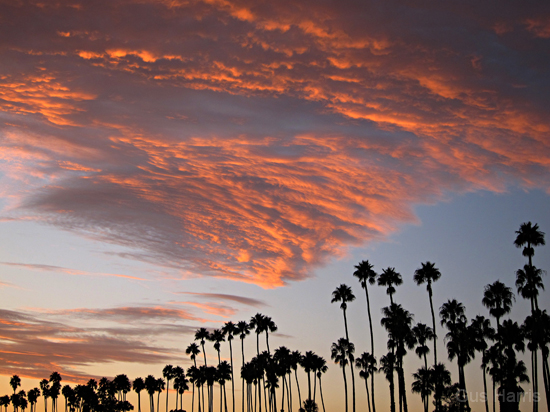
[331,338,353,412]
[144,376,157,412]
[133,378,145,412]
[440,302,475,412]
[222,321,238,412]
[162,366,175,412]
[187,366,201,412]
[353,260,378,412]
[290,350,303,410]
[411,367,433,412]
[156,378,165,412]
[355,352,376,412]
[414,261,442,366]
[196,328,211,366]
[378,268,402,304]
[218,361,232,412]
[0,396,11,412]
[471,315,495,412]
[235,321,250,412]
[187,342,201,412]
[412,323,434,370]
[274,346,292,412]
[173,369,189,411]
[27,390,39,412]
[300,351,316,403]
[40,380,50,412]
[482,281,514,328]
[61,386,72,412]
[10,376,21,395]
[514,221,545,267]
[379,353,396,412]
[430,363,451,412]
[381,303,416,412]
[331,284,356,412]
[314,356,328,412]
[249,314,267,355]
[516,264,544,312]
[263,317,278,354]
[49,373,61,412]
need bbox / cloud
[1,0,549,287]
[0,262,149,281]
[0,308,194,381]
[178,292,266,308]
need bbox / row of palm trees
[2,222,548,412]
[329,222,549,412]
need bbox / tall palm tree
[39,380,50,412]
[378,268,402,305]
[209,329,226,412]
[162,366,175,412]
[482,281,514,329]
[355,352,376,412]
[353,260,378,412]
[300,351,316,403]
[263,317,278,354]
[10,376,21,396]
[196,328,211,366]
[187,343,201,412]
[249,314,267,355]
[414,261,442,366]
[379,353,396,412]
[514,221,545,268]
[156,378,165,412]
[331,338,353,412]
[27,390,39,412]
[235,321,250,412]
[331,284,356,412]
[222,321,238,412]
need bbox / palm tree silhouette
[331,338,353,412]
[48,373,61,412]
[144,376,157,412]
[430,363,451,412]
[155,379,165,412]
[300,351,316,403]
[173,368,188,411]
[263,317,277,354]
[381,303,415,412]
[217,361,232,412]
[514,221,545,267]
[39,380,50,412]
[379,352,396,412]
[209,329,225,412]
[10,376,21,396]
[249,314,267,356]
[27,389,39,412]
[412,323,434,370]
[470,315,495,412]
[411,366,433,412]
[195,328,211,366]
[355,352,376,412]
[482,281,514,329]
[353,260,378,412]
[290,350,303,410]
[222,321,238,412]
[314,356,327,412]
[235,321,250,412]
[186,343,201,412]
[274,346,291,412]
[162,366,175,412]
[378,268,402,305]
[331,284,356,412]
[440,300,475,412]
[414,261,442,367]
[133,378,145,412]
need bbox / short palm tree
[514,221,545,267]
[379,353,396,412]
[235,321,250,412]
[355,352,376,412]
[144,375,157,412]
[412,323,434,370]
[471,315,495,412]
[187,343,201,412]
[353,260,378,412]
[222,321,238,412]
[162,366,175,412]
[411,366,433,412]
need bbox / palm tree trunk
[229,340,235,412]
[319,376,326,412]
[166,380,170,412]
[342,309,356,412]
[241,339,245,412]
[294,370,302,409]
[389,367,395,412]
[363,288,376,412]
[342,365,348,412]
[364,378,371,412]
[428,288,437,366]
[483,367,489,412]
[542,354,550,412]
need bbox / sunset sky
[1,1,550,411]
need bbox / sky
[1,1,550,411]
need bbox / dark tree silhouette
[378,268,402,305]
[353,260,378,412]
[331,338,353,412]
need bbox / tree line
[2,222,548,412]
